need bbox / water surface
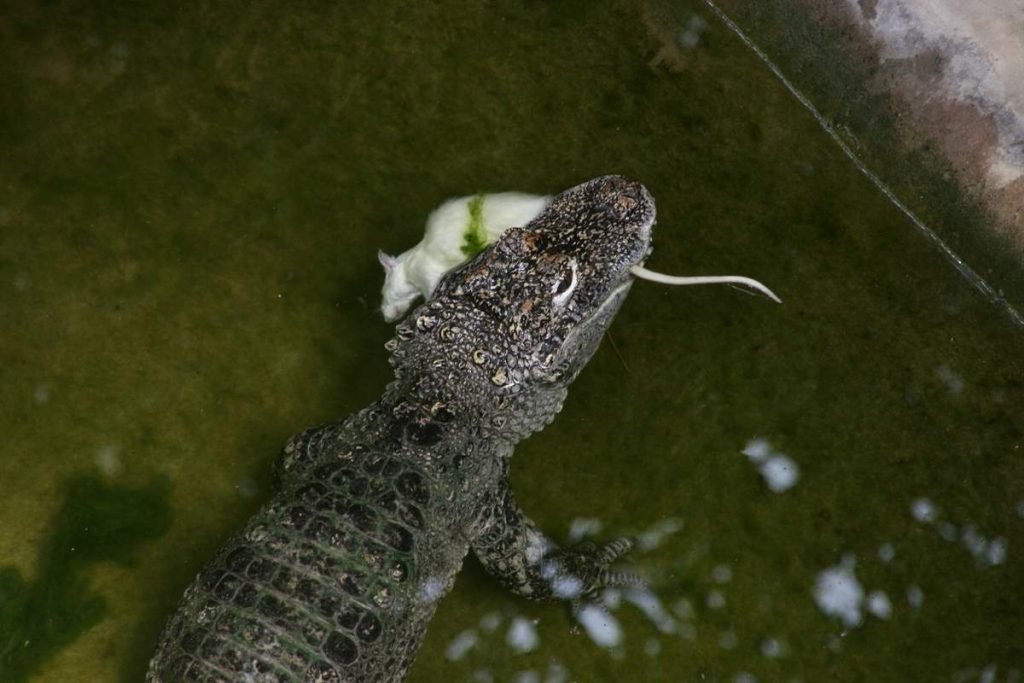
[1,1,1021,681]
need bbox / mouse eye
[551,259,578,307]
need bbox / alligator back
[148,176,659,682]
[147,421,467,682]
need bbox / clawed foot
[541,537,644,601]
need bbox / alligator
[147,175,656,682]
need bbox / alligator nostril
[597,176,644,219]
[613,193,638,216]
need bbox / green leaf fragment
[460,194,489,257]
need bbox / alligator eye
[551,259,578,308]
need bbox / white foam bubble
[545,660,569,683]
[742,438,773,463]
[624,587,678,634]
[419,576,447,603]
[741,439,799,492]
[567,517,603,543]
[552,575,583,599]
[96,444,122,477]
[601,587,622,610]
[445,629,478,661]
[576,605,622,648]
[760,455,800,493]
[636,517,684,551]
[866,590,893,619]
[877,543,895,563]
[506,617,539,653]
[479,611,502,632]
[813,557,865,627]
[672,597,695,620]
[512,671,540,683]
[907,584,924,608]
[961,525,988,558]
[911,498,937,523]
[935,365,965,394]
[677,15,708,49]
[760,637,786,658]
[985,537,1007,566]
[469,669,493,683]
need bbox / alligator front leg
[470,480,638,602]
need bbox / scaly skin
[147,175,657,682]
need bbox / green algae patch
[460,194,489,257]
[0,473,171,683]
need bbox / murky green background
[2,1,1021,681]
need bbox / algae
[460,194,489,258]
[0,474,171,682]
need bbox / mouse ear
[378,250,399,272]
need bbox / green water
[1,1,1021,681]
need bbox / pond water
[1,1,1021,681]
